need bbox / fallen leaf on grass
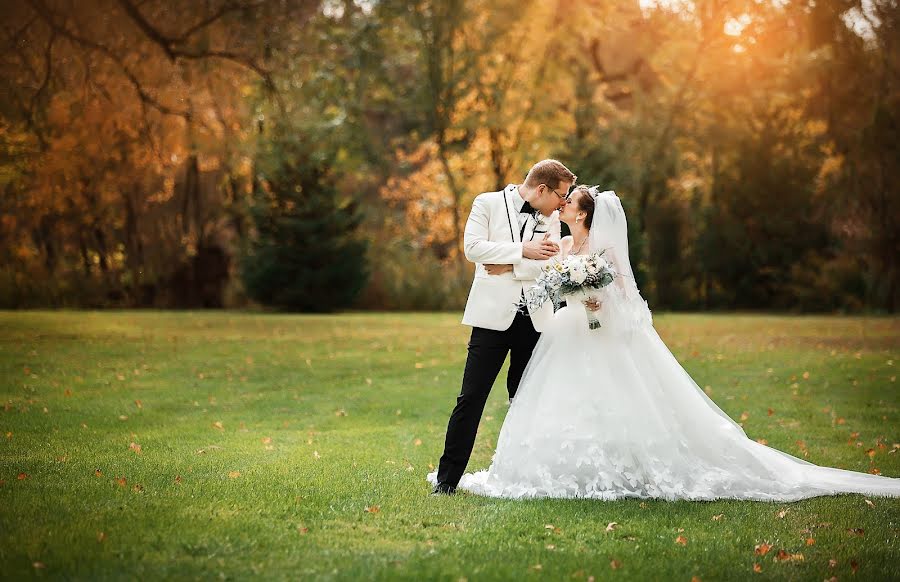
[869,467,881,475]
[805,538,815,546]
[228,471,240,478]
[297,526,309,535]
[135,399,142,409]
[752,563,762,573]
[847,528,864,536]
[767,408,774,416]
[335,409,347,417]
[262,437,272,444]
[94,469,102,477]
[774,550,804,562]
[5,432,10,439]
[776,509,788,519]
[850,559,859,573]
[828,559,837,568]
[212,421,224,430]
[365,505,380,514]
[610,560,621,570]
[545,544,556,550]
[414,439,422,446]
[174,475,182,484]
[755,543,771,556]
[740,412,750,422]
[33,562,44,569]
[606,522,618,532]
[97,531,106,542]
[129,442,142,454]
[675,535,688,546]
[115,476,127,487]
[690,577,701,582]
[17,472,27,480]
[530,564,542,571]
[756,439,768,445]
[864,499,875,508]
[544,524,561,534]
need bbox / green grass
[1,311,898,581]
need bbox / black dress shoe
[431,483,456,496]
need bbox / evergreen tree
[241,135,368,312]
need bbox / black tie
[519,201,536,215]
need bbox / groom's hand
[484,264,513,275]
[523,233,559,260]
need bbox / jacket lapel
[502,186,521,243]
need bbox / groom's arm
[463,194,523,265]
[512,213,561,281]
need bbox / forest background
[2,0,897,313]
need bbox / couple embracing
[427,159,900,501]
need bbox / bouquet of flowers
[519,251,617,329]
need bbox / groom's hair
[524,159,576,189]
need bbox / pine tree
[241,135,368,312]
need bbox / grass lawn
[0,310,898,581]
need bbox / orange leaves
[94,468,102,477]
[97,531,107,543]
[774,550,804,562]
[752,563,762,573]
[135,399,143,409]
[754,543,771,556]
[17,472,28,480]
[739,412,750,422]
[174,475,182,484]
[544,524,561,534]
[675,535,688,546]
[364,505,380,514]
[805,537,815,546]
[115,476,127,487]
[756,438,768,445]
[129,442,142,454]
[794,441,809,457]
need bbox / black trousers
[436,311,541,488]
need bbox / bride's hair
[570,185,595,228]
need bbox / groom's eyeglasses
[542,184,567,201]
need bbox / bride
[428,186,900,501]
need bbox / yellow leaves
[262,437,272,444]
[364,505,380,514]
[414,439,423,447]
[135,399,143,409]
[530,564,542,571]
[119,415,129,421]
[313,451,320,459]
[739,412,749,422]
[802,371,810,380]
[754,543,771,556]
[756,439,768,445]
[414,363,425,369]
[675,535,688,546]
[228,471,241,479]
[212,421,224,430]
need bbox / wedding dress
[427,189,900,501]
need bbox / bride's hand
[484,264,513,275]
[583,298,602,311]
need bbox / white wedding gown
[427,189,900,501]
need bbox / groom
[432,159,576,495]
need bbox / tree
[241,133,368,312]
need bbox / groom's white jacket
[461,184,561,332]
